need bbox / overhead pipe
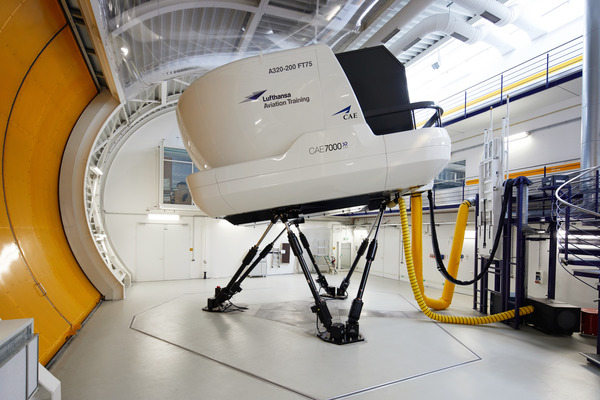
[388,13,514,56]
[581,0,600,170]
[362,0,435,48]
[453,0,517,27]
[452,0,546,40]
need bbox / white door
[164,224,191,280]
[339,242,352,269]
[137,223,165,281]
[136,223,190,281]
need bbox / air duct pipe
[362,0,435,48]
[411,193,472,310]
[388,13,513,56]
[455,0,517,26]
[452,0,545,40]
[398,197,535,325]
[581,0,600,170]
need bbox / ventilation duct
[452,0,546,40]
[453,0,518,26]
[388,13,513,56]
[363,0,435,47]
[372,0,545,56]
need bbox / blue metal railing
[555,166,600,359]
[414,36,583,127]
[555,167,600,275]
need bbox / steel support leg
[204,218,277,311]
[281,215,333,331]
[231,226,287,290]
[319,201,387,345]
[338,215,380,298]
[292,219,346,299]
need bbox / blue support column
[513,177,532,328]
[501,186,513,315]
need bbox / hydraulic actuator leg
[337,214,381,297]
[204,218,277,311]
[320,201,388,344]
[346,202,386,342]
[292,218,346,299]
[282,215,334,332]
[337,238,368,296]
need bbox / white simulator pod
[176,45,451,224]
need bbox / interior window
[434,160,466,190]
[162,146,198,207]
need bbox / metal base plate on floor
[320,293,348,300]
[581,352,600,367]
[318,330,364,345]
[203,301,249,313]
[131,294,480,399]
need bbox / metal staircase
[555,166,600,366]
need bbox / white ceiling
[87,0,479,98]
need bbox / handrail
[555,165,600,218]
[415,36,584,126]
[554,166,600,292]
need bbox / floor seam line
[129,323,318,400]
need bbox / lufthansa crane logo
[333,105,358,120]
[241,90,267,103]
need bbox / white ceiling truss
[72,0,477,99]
[62,0,584,104]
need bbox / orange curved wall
[0,0,101,364]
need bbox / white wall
[103,114,339,282]
[103,112,203,281]
[452,94,582,180]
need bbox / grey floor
[48,274,600,400]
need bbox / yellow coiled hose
[411,193,469,310]
[399,196,534,325]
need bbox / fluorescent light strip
[148,213,180,221]
[504,131,529,142]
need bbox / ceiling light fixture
[90,166,103,176]
[148,213,180,221]
[326,5,342,22]
[505,131,529,142]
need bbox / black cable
[428,179,514,286]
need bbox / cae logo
[333,105,358,120]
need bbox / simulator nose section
[177,44,450,224]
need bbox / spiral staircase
[555,166,600,366]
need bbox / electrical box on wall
[534,271,543,284]
[541,175,569,188]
